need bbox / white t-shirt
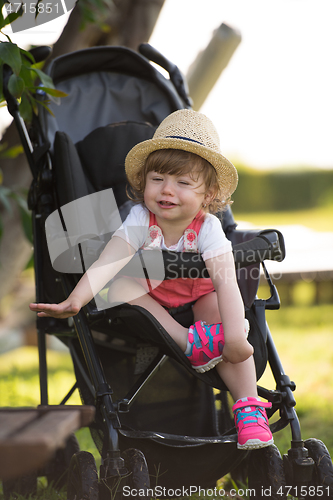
[113,204,232,261]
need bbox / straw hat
[125,109,238,199]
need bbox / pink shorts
[134,276,215,309]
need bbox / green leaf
[0,31,12,43]
[24,252,34,269]
[0,186,13,214]
[31,67,55,89]
[20,64,35,88]
[31,95,38,115]
[1,5,24,28]
[37,98,55,116]
[8,73,25,98]
[37,86,67,97]
[100,23,111,33]
[19,91,33,122]
[20,48,36,65]
[0,62,3,102]
[0,42,22,76]
[0,143,23,158]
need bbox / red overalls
[141,211,215,309]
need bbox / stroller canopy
[40,46,187,147]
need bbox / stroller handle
[28,46,52,64]
[139,43,192,107]
[232,230,285,269]
[139,43,176,74]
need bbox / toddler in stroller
[30,108,273,451]
[4,42,332,498]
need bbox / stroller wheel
[46,433,80,490]
[2,473,37,500]
[122,448,150,491]
[248,445,287,499]
[303,438,333,499]
[99,449,150,500]
[67,451,99,500]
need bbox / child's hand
[29,297,82,319]
[222,339,254,364]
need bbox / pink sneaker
[232,397,274,449]
[185,321,224,373]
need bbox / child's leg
[192,290,221,325]
[216,356,258,400]
[108,278,188,351]
[192,292,272,449]
[192,291,257,394]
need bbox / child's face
[144,170,211,224]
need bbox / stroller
[2,43,333,499]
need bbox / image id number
[6,2,60,14]
[278,485,330,497]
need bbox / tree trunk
[0,0,165,303]
[51,0,165,59]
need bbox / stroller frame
[3,43,331,498]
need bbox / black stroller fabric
[54,122,156,209]
[40,46,185,146]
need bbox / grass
[258,304,333,456]
[0,348,79,407]
[233,204,333,232]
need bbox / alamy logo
[5,0,76,33]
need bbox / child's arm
[29,236,136,319]
[205,251,254,364]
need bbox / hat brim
[125,137,238,199]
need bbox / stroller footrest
[119,428,238,446]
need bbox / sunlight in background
[1,0,333,170]
[149,0,333,169]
